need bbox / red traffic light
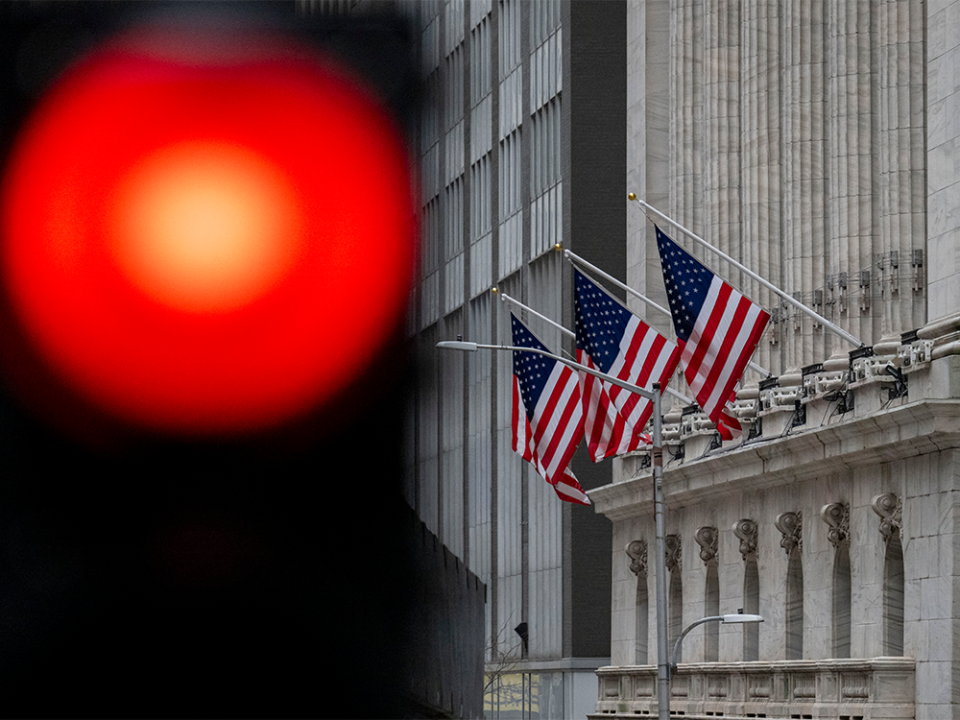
[0,19,418,436]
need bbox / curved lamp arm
[670,614,764,673]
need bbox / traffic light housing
[1,1,419,440]
[0,3,420,715]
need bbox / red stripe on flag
[614,329,667,421]
[686,281,732,387]
[700,293,752,405]
[535,372,583,477]
[579,355,619,459]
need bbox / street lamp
[670,614,764,672]
[437,339,673,720]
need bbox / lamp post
[436,340,673,720]
[670,614,765,673]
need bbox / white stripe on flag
[555,471,590,505]
[580,356,616,457]
[703,300,764,413]
[530,364,580,479]
[684,276,724,396]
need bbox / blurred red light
[0,23,417,435]
[108,139,307,315]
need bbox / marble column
[782,0,827,368]
[741,0,782,375]
[669,0,704,235]
[826,0,878,355]
[703,0,741,285]
[878,0,926,338]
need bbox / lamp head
[721,614,764,624]
[436,341,479,352]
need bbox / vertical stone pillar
[878,0,926,338]
[741,0,782,375]
[628,0,671,337]
[702,0,741,285]
[826,0,877,355]
[670,0,704,235]
[926,0,960,322]
[781,0,827,368]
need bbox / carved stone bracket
[695,526,719,564]
[733,519,758,560]
[665,534,682,573]
[626,539,648,577]
[871,493,902,542]
[775,511,802,554]
[821,502,850,548]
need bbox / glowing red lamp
[0,23,417,436]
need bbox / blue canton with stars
[656,225,713,343]
[574,269,632,374]
[512,313,556,423]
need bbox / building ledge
[591,398,960,522]
[485,656,611,674]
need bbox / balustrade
[591,658,915,720]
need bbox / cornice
[595,656,916,674]
[590,399,960,521]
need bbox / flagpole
[651,382,670,720]
[631,195,864,349]
[438,342,662,399]
[564,248,672,318]
[496,290,694,405]
[495,290,573,348]
[564,249,771,379]
[437,340,672,720]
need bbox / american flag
[573,268,681,461]
[655,225,770,440]
[510,313,590,506]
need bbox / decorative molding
[694,526,719,564]
[871,493,902,542]
[590,402,960,523]
[732,519,758,560]
[821,502,850,548]
[665,534,681,573]
[625,540,647,577]
[775,511,802,554]
[593,658,917,718]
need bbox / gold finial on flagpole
[628,192,637,201]
[491,287,498,294]
[554,243,562,251]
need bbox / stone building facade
[591,1,960,719]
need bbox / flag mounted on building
[573,268,680,461]
[510,313,590,506]
[655,225,770,440]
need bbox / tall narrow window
[635,580,649,666]
[734,519,760,661]
[873,493,905,656]
[636,579,649,664]
[777,511,804,660]
[704,564,719,661]
[669,571,682,648]
[883,531,905,655]
[832,545,851,658]
[666,535,682,647]
[695,526,720,662]
[785,547,803,659]
[743,559,760,661]
[822,502,851,659]
[883,530,903,655]
[626,540,648,664]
